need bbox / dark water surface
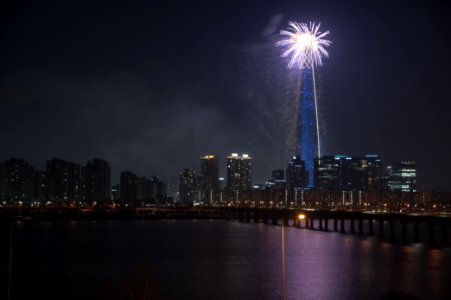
[11,220,451,299]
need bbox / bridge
[225,207,451,247]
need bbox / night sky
[1,0,450,190]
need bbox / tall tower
[276,22,331,188]
[299,67,320,187]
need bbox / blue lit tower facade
[298,67,320,187]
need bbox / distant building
[0,158,35,204]
[339,156,368,191]
[81,158,111,204]
[380,166,393,191]
[45,158,81,203]
[362,155,382,191]
[33,171,46,203]
[314,156,340,190]
[179,168,196,205]
[315,154,381,191]
[166,176,178,200]
[111,184,120,202]
[199,155,219,204]
[136,176,149,203]
[266,168,287,189]
[149,176,167,202]
[120,171,137,205]
[389,161,417,192]
[272,169,285,181]
[226,153,252,201]
[226,153,252,191]
[286,156,307,189]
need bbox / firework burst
[276,22,331,69]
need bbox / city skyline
[0,152,418,194]
[1,0,450,191]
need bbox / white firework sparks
[276,21,331,69]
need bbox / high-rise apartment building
[0,158,35,203]
[226,153,252,191]
[199,155,219,203]
[45,158,80,203]
[120,171,137,204]
[81,158,111,203]
[179,168,196,205]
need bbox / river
[11,219,451,299]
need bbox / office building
[389,161,417,192]
[286,156,307,189]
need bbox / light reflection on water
[11,220,451,300]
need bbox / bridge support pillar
[283,218,289,226]
[309,218,314,229]
[378,220,385,238]
[401,222,408,243]
[428,223,435,244]
[340,218,345,234]
[253,212,259,223]
[368,219,374,236]
[389,220,396,241]
[324,218,329,231]
[358,218,363,236]
[442,225,448,247]
[333,218,338,231]
[319,217,323,230]
[238,211,244,222]
[350,218,355,234]
[414,222,420,243]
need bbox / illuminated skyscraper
[200,155,219,203]
[299,68,320,188]
[226,153,252,191]
[286,155,307,189]
[314,156,340,190]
